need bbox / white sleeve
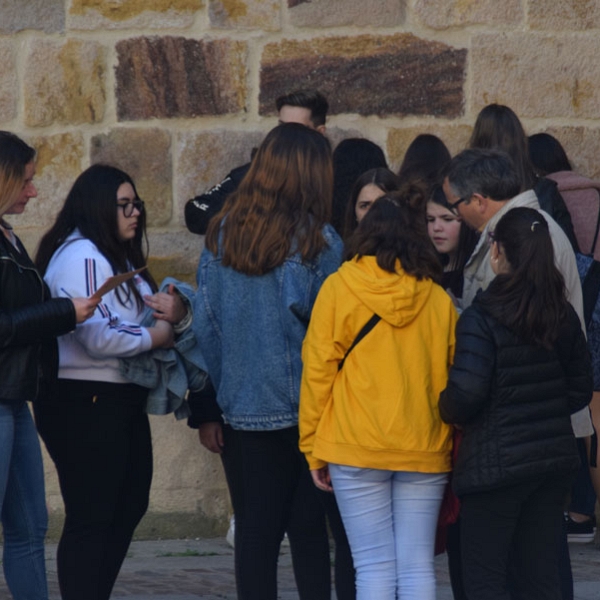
[47,252,152,359]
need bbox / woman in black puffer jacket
[439,207,592,600]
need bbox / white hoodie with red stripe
[44,231,153,383]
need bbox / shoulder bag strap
[338,314,381,371]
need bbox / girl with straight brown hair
[194,123,349,600]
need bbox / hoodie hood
[337,256,435,328]
[547,170,600,193]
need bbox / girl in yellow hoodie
[300,188,457,600]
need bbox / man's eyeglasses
[117,200,144,218]
[449,196,468,215]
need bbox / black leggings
[34,379,152,600]
[221,425,355,600]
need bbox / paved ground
[1,538,598,599]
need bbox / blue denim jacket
[193,225,342,431]
[119,277,207,420]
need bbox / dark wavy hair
[478,207,568,349]
[205,123,333,275]
[469,104,537,192]
[398,133,450,192]
[36,164,156,309]
[332,138,388,234]
[528,133,572,177]
[341,167,401,241]
[344,182,442,282]
[275,89,329,128]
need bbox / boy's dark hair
[275,90,329,127]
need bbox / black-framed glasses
[117,199,144,218]
[449,196,468,215]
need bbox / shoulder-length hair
[469,104,537,192]
[344,182,442,282]
[0,131,36,217]
[528,133,572,177]
[428,185,479,271]
[479,207,568,349]
[205,123,333,275]
[36,164,156,308]
[341,167,402,241]
[398,133,450,191]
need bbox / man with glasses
[443,148,583,318]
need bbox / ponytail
[479,207,568,348]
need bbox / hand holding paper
[90,267,147,300]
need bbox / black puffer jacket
[0,230,76,403]
[439,294,592,497]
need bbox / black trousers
[460,473,572,600]
[220,425,355,600]
[34,379,152,600]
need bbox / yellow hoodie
[299,256,457,472]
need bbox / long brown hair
[479,207,568,349]
[345,182,442,282]
[205,123,333,275]
[469,104,537,192]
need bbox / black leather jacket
[0,229,76,403]
[439,294,592,496]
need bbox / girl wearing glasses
[33,164,179,600]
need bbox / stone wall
[3,0,599,538]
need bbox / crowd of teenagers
[0,89,598,600]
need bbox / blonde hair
[0,132,35,218]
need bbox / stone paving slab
[0,538,598,599]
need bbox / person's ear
[316,125,326,135]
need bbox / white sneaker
[226,515,235,548]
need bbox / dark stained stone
[288,0,309,6]
[260,35,466,118]
[115,37,247,121]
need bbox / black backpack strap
[338,314,381,371]
[582,259,600,329]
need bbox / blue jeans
[329,464,447,600]
[0,400,48,600]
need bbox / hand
[311,466,333,493]
[71,297,100,324]
[148,319,174,349]
[198,422,224,454]
[144,284,187,324]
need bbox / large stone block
[9,133,85,234]
[147,230,207,282]
[25,40,106,127]
[174,129,264,226]
[91,129,173,227]
[260,35,466,118]
[69,0,201,30]
[528,0,600,30]
[414,0,522,28]
[536,126,600,181]
[209,0,281,30]
[0,41,17,123]
[289,0,405,28]
[0,0,64,33]
[116,37,247,121]
[387,125,472,172]
[471,33,600,119]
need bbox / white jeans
[329,464,447,600]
